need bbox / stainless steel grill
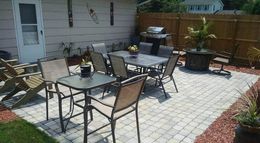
[140,26,171,55]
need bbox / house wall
[0,0,137,59]
[0,0,18,58]
[42,0,137,57]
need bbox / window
[197,5,201,10]
[204,5,209,11]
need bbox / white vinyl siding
[0,0,18,57]
[0,0,136,59]
[42,0,137,57]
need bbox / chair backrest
[0,58,19,76]
[139,42,152,55]
[163,53,179,77]
[108,54,128,79]
[38,58,70,83]
[230,43,240,63]
[90,51,108,74]
[113,74,147,113]
[157,45,174,58]
[91,43,107,54]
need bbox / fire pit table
[184,48,215,71]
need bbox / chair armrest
[42,79,56,84]
[12,63,30,68]
[16,72,42,78]
[5,59,18,63]
[89,96,114,108]
[13,64,38,70]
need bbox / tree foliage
[138,0,186,13]
[242,0,260,14]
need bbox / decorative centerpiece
[128,45,139,58]
[185,17,217,51]
[75,56,92,78]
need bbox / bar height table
[56,72,116,132]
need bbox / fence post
[175,14,181,50]
[232,18,239,50]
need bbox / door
[13,0,45,63]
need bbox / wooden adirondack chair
[0,59,28,93]
[0,58,44,108]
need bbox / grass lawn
[0,119,58,143]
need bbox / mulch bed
[0,104,16,122]
[195,78,260,143]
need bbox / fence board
[138,13,260,66]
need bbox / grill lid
[146,26,165,34]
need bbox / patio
[1,66,257,143]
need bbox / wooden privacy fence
[137,13,260,66]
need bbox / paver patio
[0,66,258,143]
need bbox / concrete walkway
[1,67,258,143]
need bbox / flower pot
[80,64,91,78]
[129,51,139,58]
[234,124,260,143]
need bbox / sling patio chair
[90,51,110,74]
[0,59,44,109]
[38,58,83,126]
[108,54,139,81]
[91,43,108,54]
[90,51,113,98]
[84,74,147,143]
[148,53,179,98]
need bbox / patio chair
[212,44,239,75]
[91,43,108,54]
[38,58,83,122]
[108,54,139,81]
[0,58,36,93]
[0,59,44,109]
[90,51,110,74]
[84,74,147,143]
[139,42,152,55]
[0,60,20,93]
[148,53,179,98]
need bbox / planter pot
[80,64,91,78]
[129,51,139,58]
[234,124,260,143]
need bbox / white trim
[12,0,21,61]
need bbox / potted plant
[185,17,217,51]
[74,56,92,78]
[128,45,139,58]
[234,85,260,142]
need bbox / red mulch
[0,104,16,122]
[195,79,260,143]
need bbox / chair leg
[212,64,231,76]
[84,107,88,143]
[171,76,178,93]
[69,88,73,112]
[11,85,44,109]
[102,86,107,99]
[159,79,167,99]
[45,89,49,120]
[1,86,22,101]
[136,109,141,143]
[111,120,116,143]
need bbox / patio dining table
[56,72,116,132]
[104,50,168,72]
